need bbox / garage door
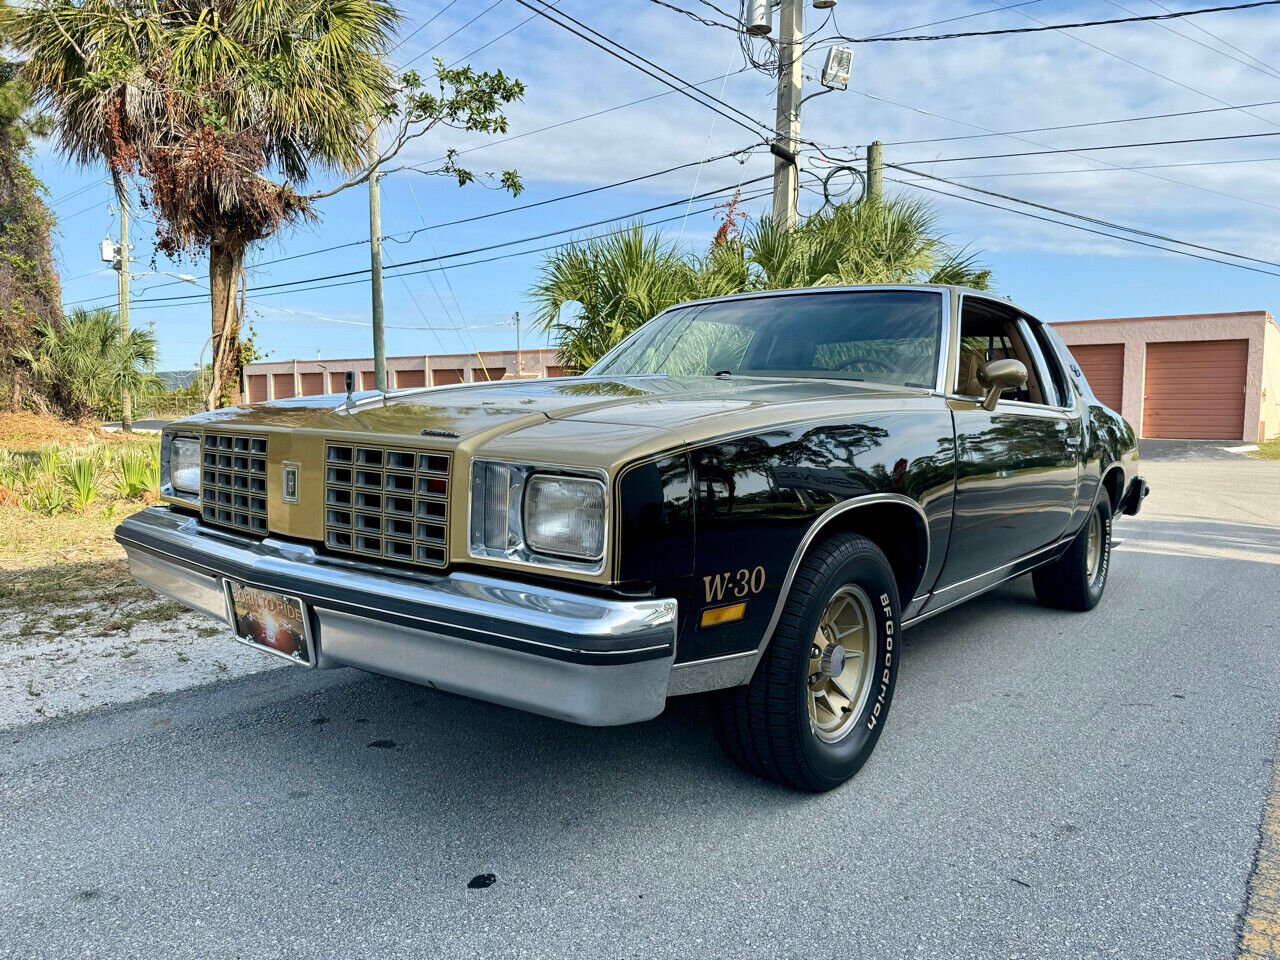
[396,369,425,388]
[271,373,296,400]
[246,375,268,404]
[1143,339,1249,440]
[433,368,465,386]
[299,372,324,396]
[1068,343,1124,411]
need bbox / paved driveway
[2,458,1278,960]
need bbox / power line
[389,0,461,55]
[128,187,774,313]
[449,2,550,65]
[402,0,506,69]
[834,1,1280,42]
[892,155,1280,180]
[881,98,1280,146]
[886,176,1280,280]
[231,146,761,278]
[88,177,775,310]
[1145,0,1280,79]
[646,0,741,33]
[509,0,774,140]
[858,0,1047,40]
[901,130,1280,164]
[985,0,1280,132]
[888,162,1280,272]
[852,87,1280,213]
[1099,0,1280,83]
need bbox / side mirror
[344,370,355,395]
[978,358,1027,411]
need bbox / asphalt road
[2,460,1278,960]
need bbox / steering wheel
[830,355,894,373]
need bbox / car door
[931,296,1082,595]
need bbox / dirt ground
[0,499,278,730]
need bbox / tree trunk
[207,238,243,410]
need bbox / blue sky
[34,0,1280,371]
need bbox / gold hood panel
[172,375,924,581]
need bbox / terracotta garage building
[1051,311,1280,442]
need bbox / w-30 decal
[703,566,767,603]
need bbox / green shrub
[61,457,101,511]
[115,448,160,499]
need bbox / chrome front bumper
[115,508,678,725]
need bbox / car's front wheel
[710,533,901,792]
[1032,495,1113,611]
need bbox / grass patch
[1252,439,1280,460]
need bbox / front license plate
[224,580,314,665]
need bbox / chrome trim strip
[929,536,1071,596]
[116,508,674,662]
[116,507,679,726]
[902,536,1075,629]
[743,492,930,679]
[667,651,756,696]
[589,284,956,379]
[466,459,610,576]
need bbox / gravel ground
[0,598,279,729]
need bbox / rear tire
[1032,495,1113,611]
[710,533,901,792]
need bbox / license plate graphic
[225,581,312,665]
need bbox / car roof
[662,284,1040,322]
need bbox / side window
[1024,318,1070,407]
[955,302,1047,405]
[1016,317,1064,407]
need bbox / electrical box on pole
[744,0,772,35]
[820,45,853,90]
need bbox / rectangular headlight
[170,437,201,494]
[523,475,605,561]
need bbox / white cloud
[385,0,1280,265]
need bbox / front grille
[200,433,269,535]
[323,443,451,568]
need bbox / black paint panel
[669,410,956,663]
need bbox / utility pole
[368,126,387,391]
[771,0,804,228]
[513,311,521,377]
[116,196,133,431]
[867,140,884,202]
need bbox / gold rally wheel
[711,532,901,792]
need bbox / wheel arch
[746,494,929,678]
[1100,462,1125,512]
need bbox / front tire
[710,533,901,792]
[1032,495,1113,611]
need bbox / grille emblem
[282,464,299,503]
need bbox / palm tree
[17,306,160,419]
[532,196,992,370]
[19,0,524,408]
[531,225,704,373]
[0,0,60,409]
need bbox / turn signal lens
[701,603,747,628]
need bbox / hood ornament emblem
[420,428,460,439]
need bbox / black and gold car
[117,285,1148,791]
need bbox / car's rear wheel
[710,533,900,792]
[1032,495,1113,611]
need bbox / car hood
[185,374,924,446]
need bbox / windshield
[587,289,944,388]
